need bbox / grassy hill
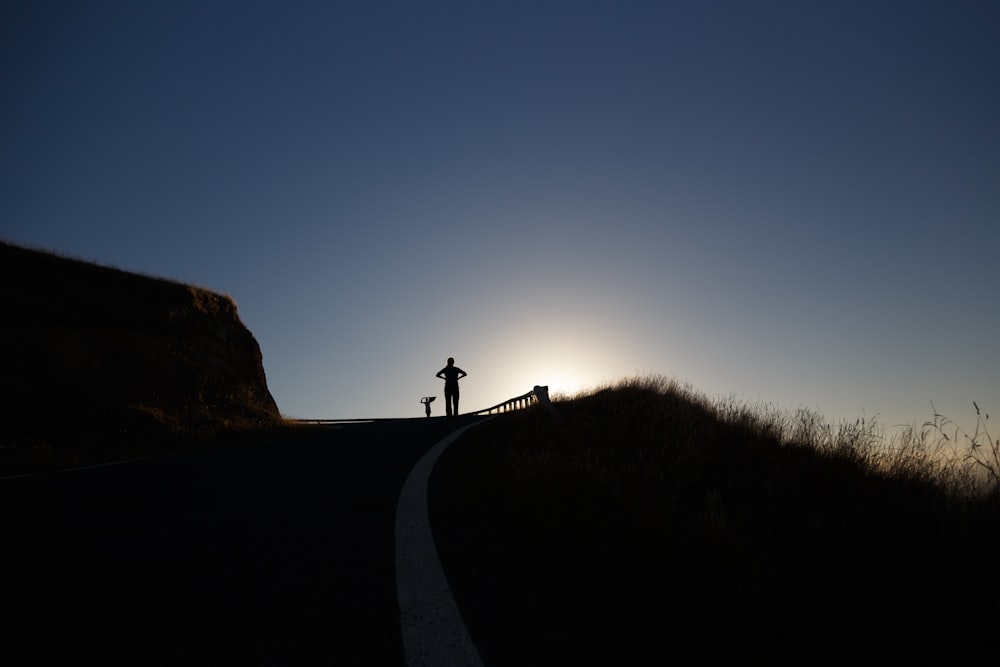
[432,377,1000,665]
[1,240,284,475]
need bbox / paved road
[2,416,485,666]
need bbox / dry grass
[431,375,999,666]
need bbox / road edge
[394,418,493,667]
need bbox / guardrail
[470,385,555,417]
[470,389,536,415]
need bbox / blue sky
[3,1,998,431]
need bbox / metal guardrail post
[533,385,558,419]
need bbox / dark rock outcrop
[1,240,281,471]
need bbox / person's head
[447,357,454,366]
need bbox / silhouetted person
[420,396,435,417]
[436,357,466,417]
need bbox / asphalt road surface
[2,416,486,666]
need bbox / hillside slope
[1,240,281,473]
[432,379,999,665]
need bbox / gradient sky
[3,1,998,433]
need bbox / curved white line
[394,419,492,667]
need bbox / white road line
[394,419,492,667]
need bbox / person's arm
[436,368,446,379]
[457,368,467,379]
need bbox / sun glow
[538,373,590,399]
[486,349,609,403]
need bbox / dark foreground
[3,417,478,666]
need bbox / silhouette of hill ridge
[431,379,1000,665]
[1,240,281,474]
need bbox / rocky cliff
[1,240,282,472]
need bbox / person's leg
[444,387,454,417]
[453,388,459,416]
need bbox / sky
[2,1,998,432]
